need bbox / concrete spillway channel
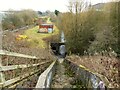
[35,58,76,88]
[35,32,109,88]
[35,58,109,89]
[51,58,75,88]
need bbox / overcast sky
[0,0,110,12]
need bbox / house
[38,24,54,33]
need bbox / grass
[24,17,59,48]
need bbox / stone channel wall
[35,60,56,88]
[64,59,110,89]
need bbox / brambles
[66,55,119,88]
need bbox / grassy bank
[24,25,59,48]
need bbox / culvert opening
[50,42,66,58]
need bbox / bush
[2,9,38,30]
[56,0,119,56]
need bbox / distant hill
[0,12,5,21]
[92,2,119,11]
[92,3,105,10]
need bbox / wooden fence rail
[0,61,50,72]
[0,70,39,87]
[0,50,52,88]
[0,50,39,59]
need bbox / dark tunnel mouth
[50,42,66,57]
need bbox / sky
[0,0,110,12]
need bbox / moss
[63,63,74,77]
[63,62,87,89]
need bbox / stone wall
[64,59,109,88]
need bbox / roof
[39,16,48,19]
[40,24,53,26]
